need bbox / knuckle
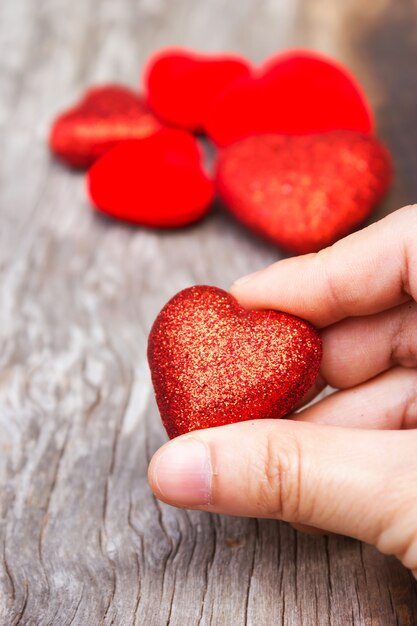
[404,388,417,428]
[315,247,358,318]
[398,370,417,429]
[399,204,417,298]
[375,433,417,570]
[400,531,417,572]
[390,302,417,369]
[253,430,304,521]
[377,516,417,573]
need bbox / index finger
[231,205,417,327]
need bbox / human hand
[148,205,417,575]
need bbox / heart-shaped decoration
[205,50,373,146]
[87,128,214,227]
[144,48,251,132]
[148,286,322,439]
[49,85,161,168]
[216,131,392,254]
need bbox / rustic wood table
[1,0,417,624]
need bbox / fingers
[293,367,417,429]
[321,300,417,388]
[148,419,417,559]
[231,205,417,327]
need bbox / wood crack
[68,586,84,626]
[132,548,142,626]
[197,513,218,626]
[12,580,28,626]
[243,518,258,626]
[102,571,117,624]
[2,0,417,624]
[2,543,16,603]
[38,424,71,567]
[324,537,333,601]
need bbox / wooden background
[1,0,417,624]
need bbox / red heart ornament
[87,128,214,227]
[144,48,251,132]
[49,85,162,168]
[216,131,392,254]
[205,50,373,146]
[148,285,322,439]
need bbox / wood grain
[1,0,417,624]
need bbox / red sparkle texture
[216,131,393,254]
[48,47,394,435]
[49,49,393,236]
[49,85,161,168]
[148,286,322,439]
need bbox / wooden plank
[0,0,416,624]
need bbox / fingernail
[152,439,211,506]
[232,269,262,287]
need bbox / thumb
[148,420,417,567]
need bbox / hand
[148,204,417,575]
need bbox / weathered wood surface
[1,0,417,624]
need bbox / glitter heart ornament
[205,50,373,146]
[148,286,322,439]
[49,85,162,168]
[87,128,214,227]
[144,48,251,132]
[216,131,392,253]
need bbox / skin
[148,204,417,576]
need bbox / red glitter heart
[49,85,161,168]
[216,131,392,254]
[148,286,322,439]
[205,50,373,146]
[87,128,214,227]
[144,48,251,132]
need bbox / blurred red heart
[148,285,322,439]
[87,128,214,227]
[49,85,161,168]
[144,48,251,132]
[205,50,373,146]
[216,131,392,254]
